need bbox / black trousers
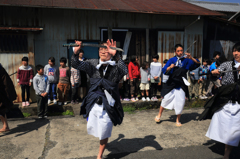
[21,84,30,102]
[123,80,130,98]
[36,95,48,117]
[71,84,79,101]
[130,78,140,97]
[151,83,158,97]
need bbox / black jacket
[161,67,189,98]
[198,82,240,120]
[80,78,124,126]
[71,53,128,126]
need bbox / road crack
[39,123,57,159]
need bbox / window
[0,33,28,53]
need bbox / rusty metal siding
[0,0,223,16]
[184,34,203,58]
[158,32,184,64]
[28,8,204,66]
[0,32,36,103]
[158,32,203,64]
[1,6,204,78]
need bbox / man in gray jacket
[34,65,50,118]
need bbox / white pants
[161,88,185,115]
[87,103,113,140]
[206,102,240,146]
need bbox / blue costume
[161,56,199,115]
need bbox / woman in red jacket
[128,56,140,102]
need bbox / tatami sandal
[176,122,182,127]
[155,116,161,123]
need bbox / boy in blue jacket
[155,44,200,126]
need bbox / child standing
[71,66,80,104]
[128,56,140,102]
[33,65,49,118]
[140,61,150,101]
[150,55,162,101]
[206,60,221,96]
[17,57,34,107]
[58,57,71,105]
[161,59,169,86]
[199,59,209,99]
[44,57,59,105]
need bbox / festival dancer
[199,42,240,159]
[71,39,128,159]
[0,63,17,132]
[154,44,200,126]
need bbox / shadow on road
[203,140,240,159]
[105,134,162,159]
[0,118,49,137]
[159,112,200,124]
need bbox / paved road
[0,108,239,159]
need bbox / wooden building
[0,0,222,102]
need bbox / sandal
[155,116,161,123]
[176,122,182,127]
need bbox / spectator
[71,66,80,104]
[140,61,151,101]
[189,57,200,99]
[150,54,162,101]
[213,51,221,61]
[128,55,140,102]
[78,49,88,101]
[33,65,49,118]
[161,59,169,86]
[206,60,221,97]
[44,57,59,105]
[17,57,33,107]
[58,57,71,105]
[199,59,209,99]
[123,60,130,101]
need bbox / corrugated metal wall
[0,33,35,102]
[184,34,203,59]
[0,6,203,66]
[157,32,203,64]
[158,32,184,64]
[210,40,235,60]
[0,6,204,101]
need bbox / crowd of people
[17,49,88,118]
[16,46,225,118]
[119,50,224,102]
[1,39,240,159]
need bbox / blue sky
[196,0,240,3]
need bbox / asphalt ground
[1,108,240,159]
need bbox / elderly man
[71,39,128,159]
[199,42,240,159]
